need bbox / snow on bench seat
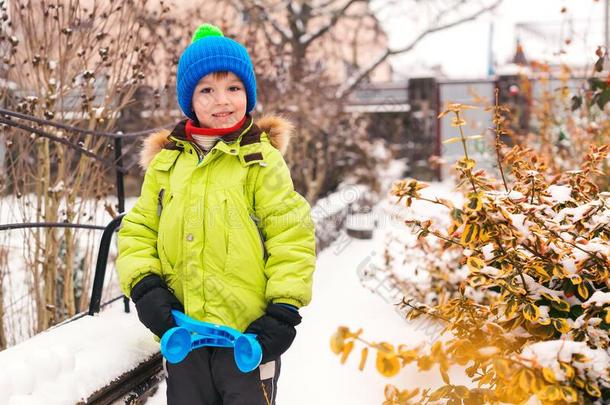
[0,302,159,405]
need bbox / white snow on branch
[506,190,526,201]
[582,291,610,308]
[507,213,530,242]
[546,185,572,204]
[554,203,597,223]
[521,340,609,383]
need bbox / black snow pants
[165,346,281,405]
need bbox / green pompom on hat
[191,24,224,43]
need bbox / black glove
[130,274,184,338]
[245,303,302,363]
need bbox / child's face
[192,72,247,128]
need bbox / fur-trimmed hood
[139,115,294,169]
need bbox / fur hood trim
[138,115,294,169]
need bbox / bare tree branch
[301,0,365,47]
[313,0,343,11]
[250,1,294,41]
[335,0,502,98]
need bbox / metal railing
[88,213,126,316]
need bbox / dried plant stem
[408,221,466,248]
[416,196,452,207]
[494,89,509,192]
[455,111,478,193]
[0,245,6,349]
[1,0,173,337]
[402,301,471,334]
[456,111,470,161]
[515,268,530,296]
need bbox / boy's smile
[192,71,247,129]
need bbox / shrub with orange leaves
[332,100,610,404]
[522,50,610,189]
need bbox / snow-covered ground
[277,192,469,405]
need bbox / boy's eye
[200,88,212,93]
[229,86,242,91]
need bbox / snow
[554,203,595,223]
[521,340,610,383]
[521,273,563,302]
[480,266,500,277]
[507,213,530,241]
[574,240,609,256]
[561,257,578,275]
[0,303,158,404]
[345,212,376,230]
[478,346,500,357]
[48,180,65,194]
[538,305,551,323]
[547,185,572,204]
[592,209,610,227]
[277,226,454,405]
[481,243,495,260]
[582,291,610,308]
[311,184,368,220]
[506,190,525,201]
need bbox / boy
[116,23,316,405]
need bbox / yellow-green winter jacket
[116,115,316,332]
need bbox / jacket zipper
[156,188,173,269]
[191,141,204,162]
[249,212,268,261]
[157,188,166,216]
[157,188,173,217]
[169,135,205,162]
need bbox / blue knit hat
[176,24,257,120]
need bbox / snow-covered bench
[1,214,164,405]
[0,303,163,404]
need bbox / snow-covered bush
[332,102,610,404]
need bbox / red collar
[185,116,247,139]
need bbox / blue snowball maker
[160,310,263,373]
